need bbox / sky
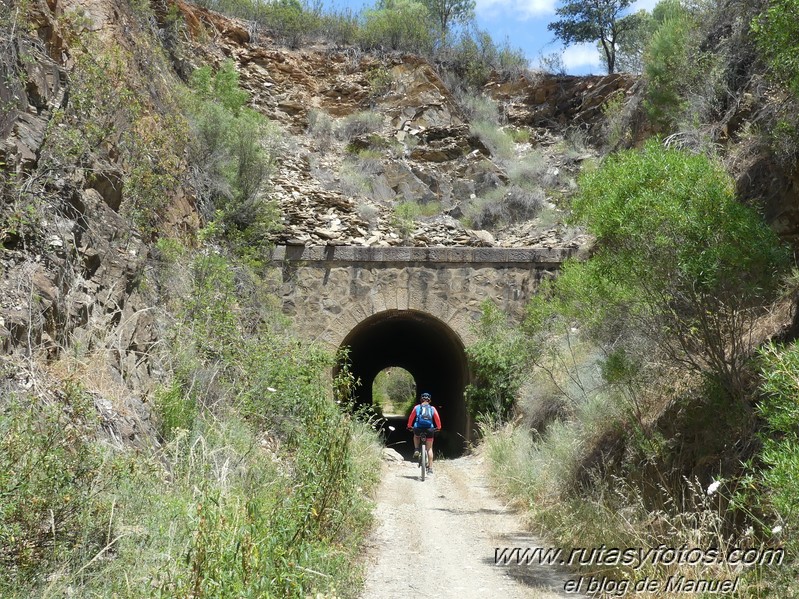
[327,0,660,75]
[471,0,658,74]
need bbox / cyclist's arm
[407,408,417,429]
[433,409,442,429]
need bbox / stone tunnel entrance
[337,309,471,457]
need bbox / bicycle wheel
[420,443,427,481]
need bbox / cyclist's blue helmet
[420,392,431,401]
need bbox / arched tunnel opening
[336,309,471,458]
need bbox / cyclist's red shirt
[407,403,442,430]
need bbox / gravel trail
[359,451,577,598]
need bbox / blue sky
[326,0,659,75]
[472,0,658,74]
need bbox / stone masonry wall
[271,246,573,348]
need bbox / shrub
[358,0,435,54]
[466,186,544,229]
[567,140,790,401]
[336,110,383,141]
[751,0,799,97]
[307,109,335,153]
[438,28,527,91]
[339,162,372,198]
[459,92,500,124]
[186,61,281,258]
[756,341,799,552]
[466,301,530,422]
[642,0,702,130]
[601,89,633,149]
[367,66,395,100]
[254,0,321,48]
[121,250,384,598]
[470,121,514,160]
[154,380,197,440]
[318,8,360,46]
[357,202,380,228]
[391,200,420,239]
[0,385,114,588]
[506,151,548,189]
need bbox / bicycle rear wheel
[420,443,427,481]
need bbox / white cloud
[632,0,660,11]
[476,0,557,19]
[562,43,602,70]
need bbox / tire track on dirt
[359,452,577,598]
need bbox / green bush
[186,61,280,259]
[319,8,360,46]
[466,185,543,229]
[358,0,435,54]
[255,0,322,48]
[391,200,420,239]
[566,140,789,401]
[756,341,799,548]
[470,121,514,160]
[154,380,197,440]
[466,301,530,422]
[752,0,799,97]
[438,29,527,91]
[15,248,384,598]
[0,385,114,589]
[507,150,548,188]
[336,110,383,141]
[149,253,383,597]
[642,0,699,130]
[459,92,500,124]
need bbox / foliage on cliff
[0,1,381,596]
[475,0,799,593]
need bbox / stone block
[505,248,538,263]
[352,246,373,261]
[284,245,306,261]
[271,245,286,261]
[389,247,412,262]
[305,247,327,261]
[446,247,471,263]
[426,247,449,262]
[331,246,356,262]
[408,247,429,262]
[473,248,508,263]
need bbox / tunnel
[336,309,471,457]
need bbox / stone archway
[337,309,470,456]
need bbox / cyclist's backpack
[416,404,434,428]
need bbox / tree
[419,0,475,39]
[466,300,530,422]
[548,0,637,74]
[601,10,653,73]
[562,140,789,401]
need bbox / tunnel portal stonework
[271,245,572,347]
[269,245,573,455]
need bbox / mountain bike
[412,427,437,481]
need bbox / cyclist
[407,392,441,473]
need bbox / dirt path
[359,451,577,598]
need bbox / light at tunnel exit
[335,309,470,457]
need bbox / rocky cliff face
[175,2,635,249]
[0,0,178,444]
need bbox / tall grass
[0,247,383,599]
[482,419,787,597]
[478,315,791,596]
